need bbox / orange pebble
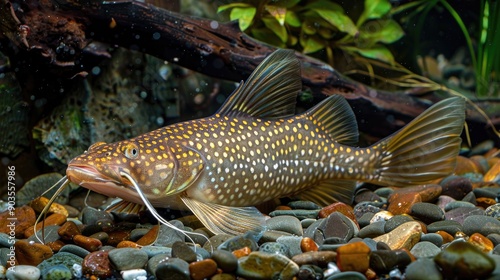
[275,205,292,210]
[189,259,218,280]
[468,233,494,252]
[117,240,141,248]
[136,225,159,246]
[47,240,65,252]
[336,241,371,273]
[24,213,67,238]
[74,234,102,252]
[436,230,454,244]
[232,246,251,258]
[300,237,318,252]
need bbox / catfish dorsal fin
[216,49,301,119]
[305,95,358,146]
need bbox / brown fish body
[66,50,466,234]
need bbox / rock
[58,244,90,258]
[108,248,148,270]
[288,201,321,210]
[237,252,299,280]
[468,233,494,253]
[106,230,131,247]
[73,235,102,252]
[211,250,238,272]
[16,173,70,207]
[454,156,481,175]
[324,271,366,280]
[24,213,67,238]
[171,241,197,263]
[81,251,112,278]
[441,176,473,200]
[5,265,40,280]
[444,207,485,224]
[410,241,441,258]
[427,220,463,235]
[318,202,356,222]
[435,241,496,279]
[357,221,386,239]
[89,232,109,244]
[79,207,113,226]
[155,221,186,246]
[146,253,169,275]
[300,237,318,252]
[41,264,72,280]
[57,221,80,241]
[121,269,147,280]
[29,197,68,217]
[37,252,83,275]
[291,251,337,267]
[189,259,217,280]
[405,258,443,280]
[260,230,293,243]
[373,221,422,250]
[410,202,445,223]
[463,215,500,236]
[269,209,320,220]
[15,239,53,266]
[336,241,370,273]
[444,201,476,211]
[218,234,259,252]
[155,258,190,280]
[384,215,414,233]
[420,233,444,247]
[136,225,159,246]
[265,216,303,236]
[487,234,500,246]
[370,210,394,223]
[297,264,323,280]
[0,205,36,238]
[354,189,383,205]
[259,242,290,258]
[27,225,61,244]
[387,192,422,215]
[369,249,413,273]
[314,212,357,244]
[232,247,252,258]
[277,236,303,257]
[486,203,500,218]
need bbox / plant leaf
[314,8,358,36]
[285,10,301,27]
[343,45,395,64]
[359,19,405,47]
[251,28,286,48]
[269,0,301,8]
[302,37,326,54]
[230,7,257,31]
[262,17,288,42]
[357,0,392,26]
[217,3,252,13]
[265,5,287,25]
[305,0,345,12]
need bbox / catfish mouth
[66,164,134,195]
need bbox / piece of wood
[1,0,499,143]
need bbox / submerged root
[120,171,213,252]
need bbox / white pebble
[121,268,147,280]
[370,210,394,223]
[72,263,82,278]
[0,265,6,279]
[5,265,40,280]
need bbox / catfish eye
[124,143,139,159]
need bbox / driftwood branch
[1,0,499,143]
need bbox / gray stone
[109,248,148,270]
[0,233,15,248]
[384,215,414,233]
[147,253,170,275]
[314,212,356,244]
[79,207,113,226]
[463,215,500,236]
[211,250,238,272]
[276,236,303,257]
[6,265,40,280]
[155,257,190,280]
[203,234,233,252]
[266,216,303,236]
[171,241,197,263]
[410,202,445,223]
[485,203,500,219]
[444,201,476,211]
[59,244,90,258]
[259,242,291,258]
[141,246,172,258]
[218,234,259,252]
[474,188,498,199]
[427,220,463,235]
[325,271,366,280]
[488,234,500,246]
[288,201,321,210]
[405,258,443,280]
[155,220,185,246]
[357,221,386,238]
[260,230,293,243]
[269,209,320,220]
[420,233,443,247]
[27,225,61,244]
[410,241,441,258]
[435,241,495,279]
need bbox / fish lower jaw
[66,165,121,187]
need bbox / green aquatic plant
[392,0,500,97]
[217,0,405,65]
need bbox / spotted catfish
[66,50,465,235]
